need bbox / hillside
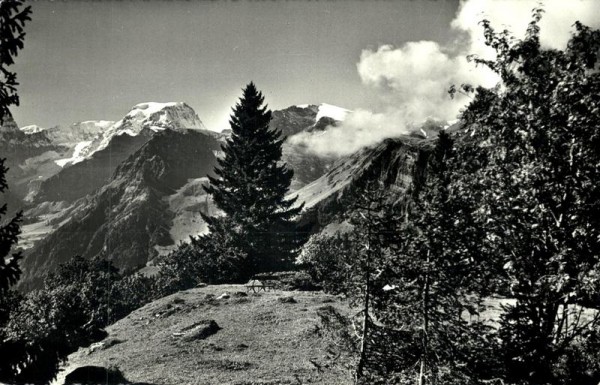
[57,285,356,385]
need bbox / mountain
[16,102,354,289]
[93,102,206,154]
[19,129,221,290]
[0,114,66,210]
[30,102,206,204]
[271,103,350,139]
[276,103,350,190]
[290,134,438,234]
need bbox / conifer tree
[203,82,303,277]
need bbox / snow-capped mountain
[94,102,206,155]
[272,103,351,190]
[271,103,350,138]
[314,103,350,122]
[20,124,46,134]
[29,102,207,204]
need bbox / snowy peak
[95,102,206,154]
[124,102,205,132]
[20,124,46,134]
[315,103,350,122]
[291,103,350,122]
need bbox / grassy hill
[56,285,357,385]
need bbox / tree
[452,9,600,384]
[0,160,22,292]
[301,184,395,384]
[0,0,31,121]
[1,256,151,383]
[373,132,496,385]
[203,82,303,278]
[0,0,30,294]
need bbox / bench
[245,279,277,293]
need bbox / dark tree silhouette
[0,0,31,293]
[203,82,303,277]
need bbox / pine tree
[203,82,303,277]
[0,1,31,121]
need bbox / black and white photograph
[1,0,600,384]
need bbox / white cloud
[294,0,600,157]
[357,41,497,123]
[453,0,600,57]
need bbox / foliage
[203,82,304,278]
[369,132,498,385]
[0,2,31,382]
[0,0,30,294]
[0,256,160,383]
[301,232,359,295]
[452,9,600,384]
[157,226,250,293]
[0,159,22,293]
[0,0,31,121]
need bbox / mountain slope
[17,102,354,289]
[20,129,221,290]
[291,135,434,232]
[0,127,66,214]
[32,129,153,203]
[275,104,349,191]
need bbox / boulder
[181,320,221,342]
[64,365,128,385]
[278,296,297,304]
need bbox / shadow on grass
[64,365,158,385]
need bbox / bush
[299,232,358,295]
[156,233,249,293]
[0,255,161,383]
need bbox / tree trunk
[355,212,373,384]
[418,250,431,385]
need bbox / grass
[56,285,355,385]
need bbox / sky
[11,0,459,131]
[10,0,600,155]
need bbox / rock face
[272,104,350,191]
[291,135,434,233]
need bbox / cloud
[356,41,497,123]
[293,0,600,157]
[289,108,414,157]
[453,0,600,57]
